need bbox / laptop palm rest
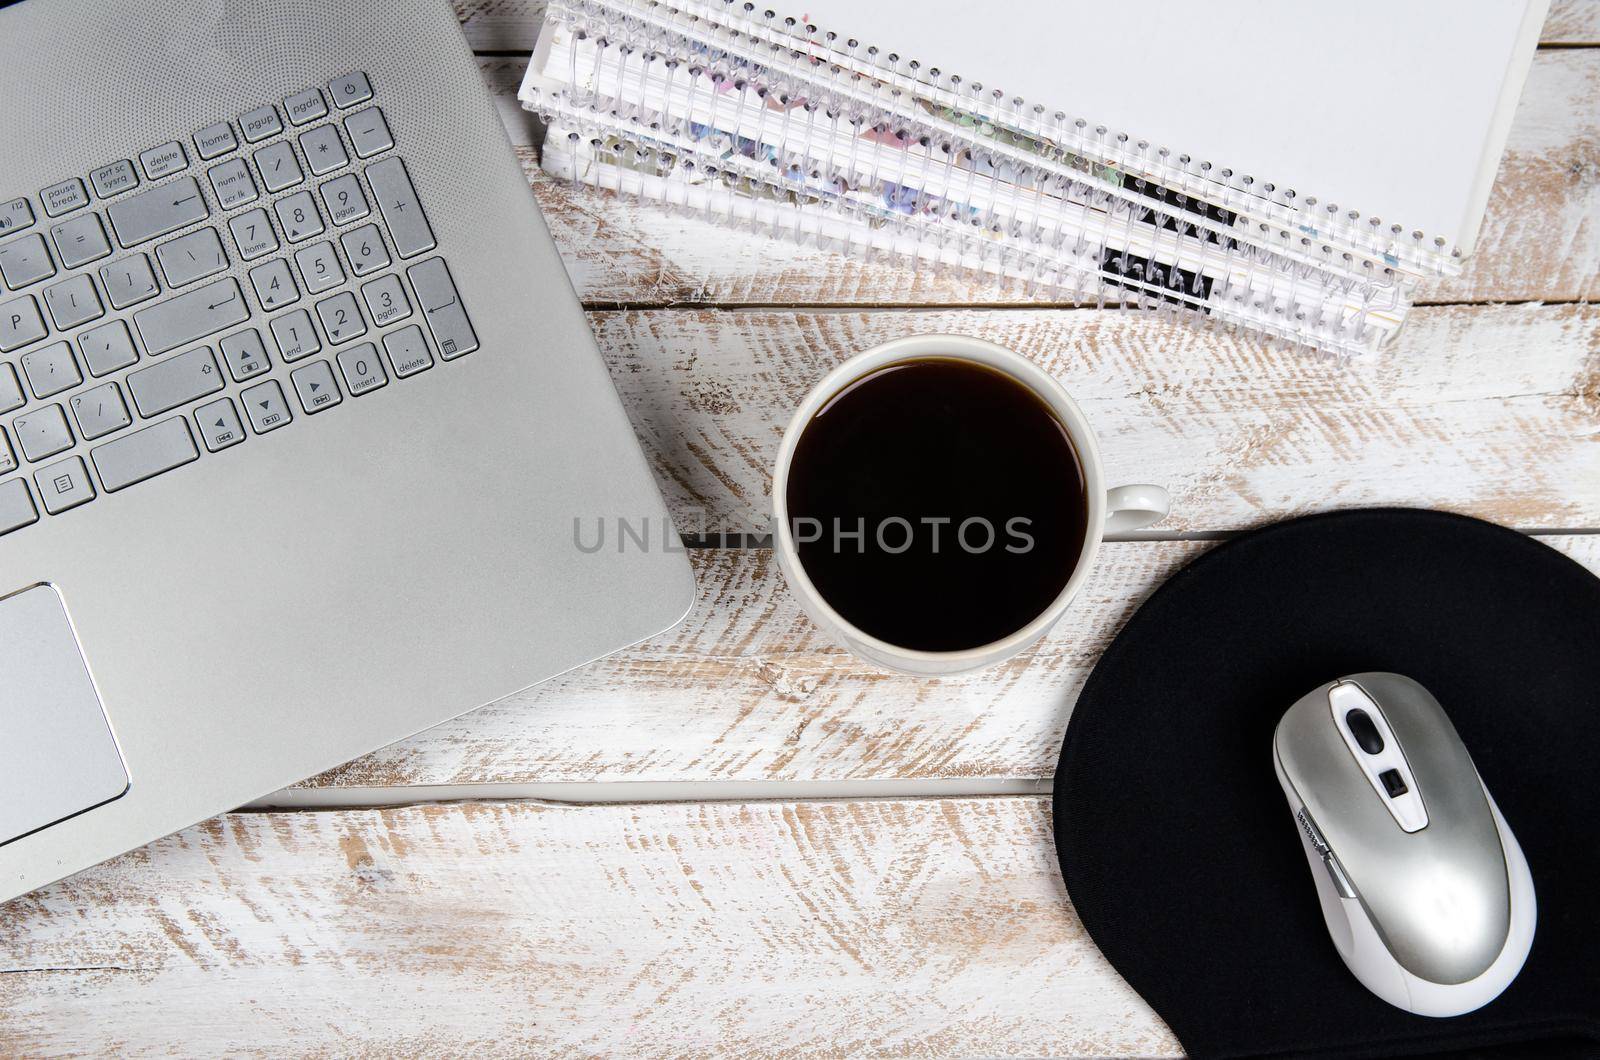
[0,585,129,848]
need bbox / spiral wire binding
[523,0,1434,357]
[588,0,1459,278]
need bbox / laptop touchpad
[0,586,129,848]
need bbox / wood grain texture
[456,0,1600,51]
[479,51,1600,307]
[304,535,1600,789]
[0,798,1181,1059]
[1546,0,1600,42]
[584,303,1600,536]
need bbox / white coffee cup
[771,334,1170,675]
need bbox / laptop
[0,0,694,904]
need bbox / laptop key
[253,142,304,193]
[315,291,365,344]
[361,273,410,327]
[156,228,229,288]
[340,224,389,276]
[241,379,291,433]
[0,307,57,384]
[0,233,55,289]
[127,346,224,416]
[383,325,433,378]
[107,175,208,248]
[295,241,344,294]
[35,456,94,514]
[291,359,341,414]
[0,427,14,474]
[42,273,103,330]
[337,342,387,395]
[133,277,248,355]
[193,122,238,161]
[0,197,35,235]
[13,404,73,462]
[275,191,324,242]
[220,328,271,382]
[92,416,198,492]
[0,479,39,536]
[50,213,112,269]
[248,258,299,311]
[21,341,82,399]
[0,365,24,412]
[344,108,393,159]
[41,178,88,217]
[70,382,132,441]
[408,258,476,359]
[300,125,348,176]
[0,295,47,352]
[79,319,140,377]
[366,158,435,258]
[285,88,328,126]
[89,160,138,199]
[328,72,372,109]
[139,142,188,180]
[240,106,283,144]
[195,397,245,451]
[320,174,369,225]
[269,308,321,362]
[208,158,258,209]
[100,253,160,310]
[228,208,279,260]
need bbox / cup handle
[1104,484,1170,536]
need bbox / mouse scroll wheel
[1344,708,1385,755]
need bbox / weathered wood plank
[305,534,1600,789]
[1546,0,1600,42]
[587,303,1600,536]
[478,52,1600,307]
[457,0,1600,52]
[0,798,1181,1059]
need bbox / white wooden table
[5,4,1600,1055]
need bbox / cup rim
[771,334,1107,666]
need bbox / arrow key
[242,379,292,434]
[220,328,271,382]
[195,397,245,452]
[291,359,342,414]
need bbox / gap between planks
[247,777,1053,811]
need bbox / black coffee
[785,357,1089,652]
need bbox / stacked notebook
[520,0,1547,359]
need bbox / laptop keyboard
[0,72,478,536]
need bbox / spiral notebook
[521,0,1547,358]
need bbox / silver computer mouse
[1272,672,1535,1017]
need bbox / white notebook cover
[795,0,1548,254]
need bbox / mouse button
[1277,690,1387,814]
[1344,708,1385,754]
[1332,802,1512,985]
[1322,850,1358,900]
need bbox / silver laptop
[0,0,694,903]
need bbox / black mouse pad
[1053,509,1600,1059]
